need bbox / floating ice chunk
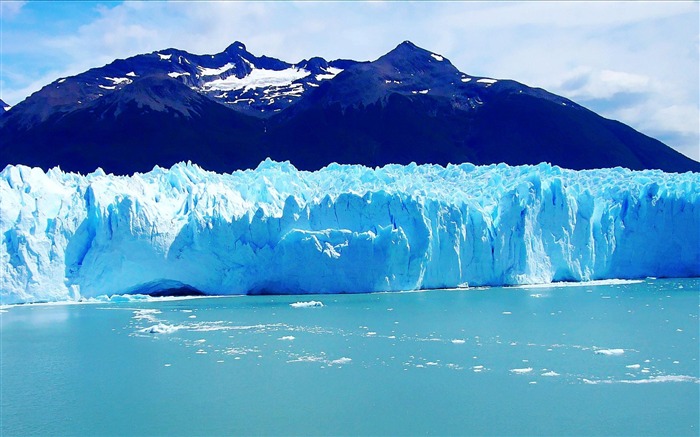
[595,348,625,356]
[287,355,326,364]
[330,357,352,365]
[451,339,466,344]
[510,367,533,374]
[132,309,161,322]
[583,375,699,384]
[139,323,182,334]
[626,364,641,369]
[290,301,324,308]
[515,279,644,289]
[224,346,259,356]
[541,371,560,377]
[278,335,295,341]
[635,375,699,383]
[502,311,512,315]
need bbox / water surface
[2,278,698,436]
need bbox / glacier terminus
[1,160,698,304]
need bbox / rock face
[2,160,698,303]
[1,41,698,174]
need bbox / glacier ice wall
[1,159,698,304]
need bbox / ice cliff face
[1,160,698,304]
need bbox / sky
[1,1,698,161]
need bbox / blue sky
[1,1,698,161]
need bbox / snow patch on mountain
[198,63,237,77]
[315,67,343,81]
[105,77,133,85]
[203,66,311,92]
[168,72,190,79]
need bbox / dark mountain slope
[2,76,266,174]
[266,43,699,172]
[464,92,693,171]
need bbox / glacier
[1,159,698,304]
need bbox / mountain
[1,41,698,174]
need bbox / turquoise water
[1,278,698,436]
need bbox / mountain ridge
[1,40,698,174]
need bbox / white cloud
[559,68,651,100]
[1,70,70,104]
[650,105,700,137]
[0,1,26,20]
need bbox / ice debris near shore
[1,159,698,303]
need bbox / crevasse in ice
[1,159,698,303]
